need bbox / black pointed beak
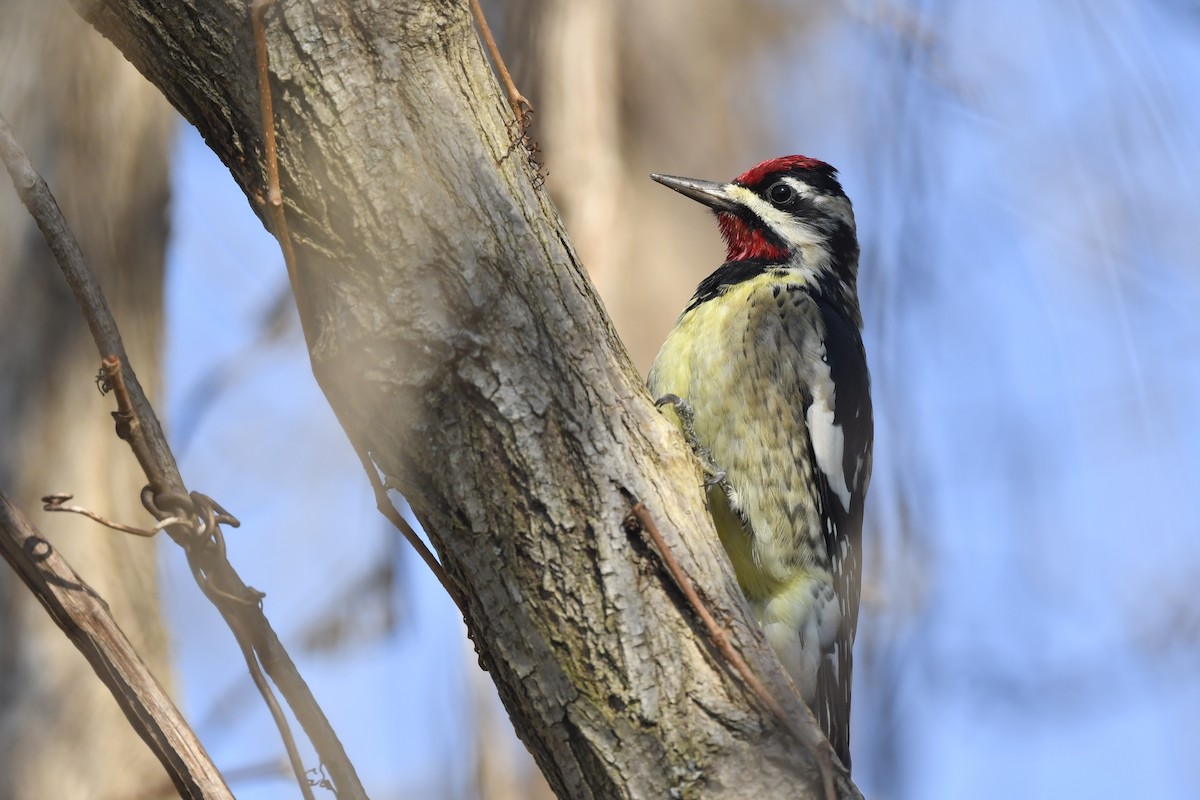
[650,173,741,213]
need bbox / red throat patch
[715,155,830,261]
[717,213,788,262]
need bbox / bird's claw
[701,465,738,514]
[702,469,728,489]
[655,393,700,448]
[655,393,693,421]
[655,393,734,497]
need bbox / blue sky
[160,2,1200,797]
[815,2,1200,797]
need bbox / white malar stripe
[726,179,855,250]
[729,185,826,250]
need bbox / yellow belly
[648,272,843,705]
[647,273,828,598]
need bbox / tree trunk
[72,1,860,796]
[0,0,174,796]
[475,2,819,791]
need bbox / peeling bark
[71,1,861,796]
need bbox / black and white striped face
[651,156,858,277]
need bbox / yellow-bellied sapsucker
[647,156,872,768]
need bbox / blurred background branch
[0,0,173,795]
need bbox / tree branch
[0,107,365,799]
[0,493,232,800]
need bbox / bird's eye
[768,181,795,205]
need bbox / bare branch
[0,493,233,800]
[0,114,175,494]
[470,0,533,125]
[353,444,461,606]
[250,0,302,311]
[0,102,366,800]
[227,616,315,800]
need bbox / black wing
[810,297,873,770]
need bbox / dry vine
[0,104,363,799]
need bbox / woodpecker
[647,156,872,768]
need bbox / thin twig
[469,0,532,126]
[226,618,315,800]
[0,115,178,494]
[625,502,839,800]
[0,105,367,799]
[351,444,462,608]
[251,0,302,308]
[107,340,312,794]
[41,493,159,537]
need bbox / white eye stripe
[781,176,816,198]
[763,177,856,232]
[727,182,855,244]
[785,177,855,229]
[727,185,827,249]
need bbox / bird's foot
[655,393,704,453]
[655,394,735,500]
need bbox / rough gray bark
[476,3,820,791]
[0,1,174,796]
[72,0,861,796]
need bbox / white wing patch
[806,344,852,512]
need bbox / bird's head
[651,156,858,279]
